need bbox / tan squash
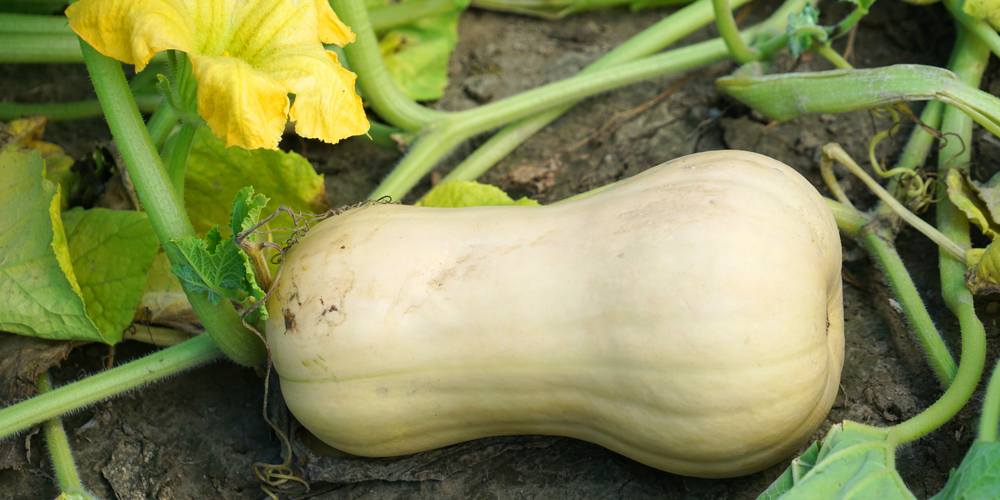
[264,150,844,478]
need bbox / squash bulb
[265,150,844,478]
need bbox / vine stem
[368,11,796,201]
[981,358,1000,442]
[863,99,957,387]
[333,0,441,131]
[826,197,867,237]
[712,0,759,63]
[37,373,101,500]
[440,0,768,186]
[860,224,958,385]
[0,335,223,441]
[80,39,265,366]
[145,100,181,151]
[371,39,729,200]
[943,0,1000,59]
[164,121,197,205]
[885,26,989,447]
[0,96,161,122]
[821,143,967,264]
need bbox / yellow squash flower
[66,0,369,150]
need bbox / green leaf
[230,186,270,240]
[756,441,821,499]
[417,180,540,207]
[167,227,247,306]
[947,168,1000,239]
[931,440,1000,500]
[61,207,160,345]
[380,1,464,101]
[168,188,271,322]
[182,126,330,243]
[755,422,917,500]
[0,144,102,341]
[231,187,269,321]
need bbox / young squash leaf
[786,4,821,58]
[930,440,1000,500]
[417,180,539,207]
[756,422,917,500]
[167,187,269,322]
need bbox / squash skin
[264,150,844,478]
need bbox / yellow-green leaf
[417,180,540,207]
[0,144,100,341]
[183,126,331,243]
[946,168,1000,239]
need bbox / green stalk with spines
[860,225,958,386]
[0,335,223,441]
[885,26,989,447]
[716,65,1000,138]
[37,372,102,500]
[859,100,957,387]
[80,39,266,367]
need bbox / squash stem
[369,0,810,200]
[885,26,989,446]
[712,0,759,63]
[80,39,266,366]
[439,0,766,186]
[859,223,958,386]
[822,143,968,264]
[145,100,181,152]
[332,0,442,132]
[37,373,101,500]
[0,335,223,441]
[979,358,1000,442]
[825,197,866,237]
[943,0,1000,60]
[367,0,460,33]
[164,120,198,205]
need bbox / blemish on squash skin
[283,308,296,333]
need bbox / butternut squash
[264,150,844,478]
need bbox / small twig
[843,24,858,63]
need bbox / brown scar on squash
[283,308,296,333]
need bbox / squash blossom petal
[66,0,369,150]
